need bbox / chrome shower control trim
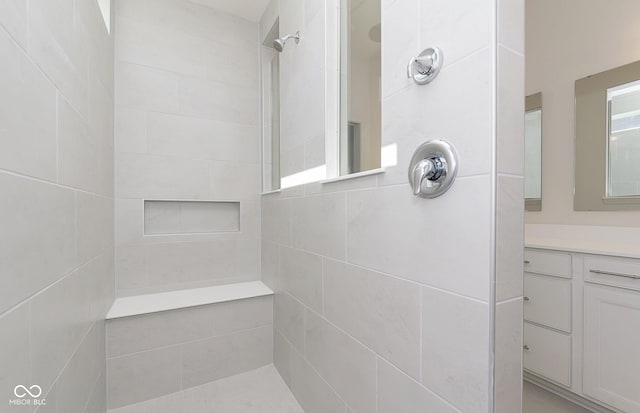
[408,140,458,198]
[407,47,443,85]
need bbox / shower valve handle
[408,140,458,199]
[407,47,443,85]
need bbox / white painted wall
[0,0,115,411]
[113,0,262,296]
[525,0,640,226]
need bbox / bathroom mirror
[575,60,640,211]
[525,93,542,211]
[338,0,381,176]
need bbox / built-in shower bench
[105,281,274,410]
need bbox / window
[607,80,640,197]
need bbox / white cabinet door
[583,283,640,413]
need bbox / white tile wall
[422,286,490,412]
[496,0,525,410]
[290,349,346,413]
[0,28,57,181]
[323,259,421,379]
[279,247,324,312]
[377,358,458,413]
[264,0,524,412]
[0,1,114,412]
[181,325,273,387]
[274,292,305,353]
[106,296,274,408]
[108,346,182,408]
[495,298,524,413]
[304,309,377,412]
[0,0,27,48]
[114,0,262,295]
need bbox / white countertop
[525,224,640,259]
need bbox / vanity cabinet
[524,247,640,413]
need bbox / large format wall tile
[497,46,525,176]
[54,322,105,413]
[324,259,421,379]
[0,28,57,181]
[0,173,76,314]
[279,247,323,312]
[107,296,273,357]
[181,325,272,388]
[114,0,262,294]
[1,0,114,411]
[146,112,259,163]
[495,298,523,413]
[496,175,524,301]
[291,193,346,259]
[108,346,182,409]
[0,0,27,47]
[419,0,492,66]
[422,286,489,413]
[263,0,523,411]
[379,50,494,186]
[106,296,275,408]
[290,349,346,413]
[115,62,180,113]
[274,330,293,387]
[377,358,458,413]
[274,292,305,353]
[30,265,93,392]
[262,197,292,246]
[304,309,377,412]
[28,0,88,118]
[115,153,211,199]
[90,250,116,322]
[347,178,491,300]
[76,192,114,264]
[0,304,31,406]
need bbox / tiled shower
[0,0,524,412]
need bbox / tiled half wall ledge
[106,281,274,409]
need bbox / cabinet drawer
[584,255,640,292]
[524,249,572,278]
[523,322,571,387]
[524,274,571,332]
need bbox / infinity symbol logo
[13,385,42,398]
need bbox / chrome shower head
[273,31,300,52]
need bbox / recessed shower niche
[143,200,241,235]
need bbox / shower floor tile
[108,365,304,413]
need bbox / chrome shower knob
[407,47,443,85]
[408,140,458,198]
